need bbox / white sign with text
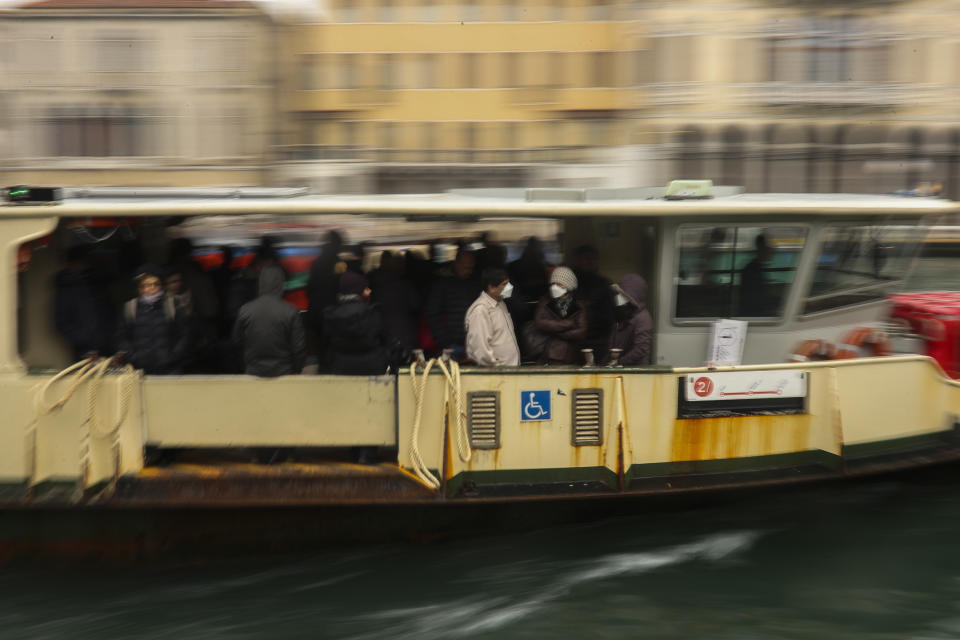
[685,370,807,402]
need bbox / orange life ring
[835,326,893,359]
[790,339,837,362]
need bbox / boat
[2,182,959,558]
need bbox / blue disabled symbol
[521,390,551,422]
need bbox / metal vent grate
[467,391,500,449]
[571,388,603,446]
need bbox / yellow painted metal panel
[836,359,951,445]
[0,376,41,482]
[29,369,144,487]
[143,376,396,447]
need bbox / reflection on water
[6,471,960,638]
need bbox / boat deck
[108,461,438,506]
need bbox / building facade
[638,0,960,199]
[280,0,643,193]
[0,0,277,187]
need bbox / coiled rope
[408,358,439,489]
[435,357,472,464]
[407,357,474,490]
[87,359,136,439]
[35,356,99,416]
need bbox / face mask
[550,284,567,299]
[615,293,629,306]
[141,292,163,304]
[501,282,514,299]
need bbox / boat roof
[0,186,954,219]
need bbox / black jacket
[233,267,306,377]
[117,295,189,374]
[323,296,388,375]
[425,272,480,349]
[54,266,112,358]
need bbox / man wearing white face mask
[465,267,520,367]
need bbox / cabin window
[802,222,925,315]
[674,225,807,321]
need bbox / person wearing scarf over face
[117,264,189,374]
[608,274,653,366]
[533,266,588,365]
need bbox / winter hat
[339,270,369,295]
[550,266,578,292]
[134,263,163,283]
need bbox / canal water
[2,255,959,639]
[4,473,960,639]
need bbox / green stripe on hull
[447,466,618,498]
[625,450,841,489]
[844,427,960,460]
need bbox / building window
[341,54,356,89]
[503,52,518,88]
[462,53,479,88]
[767,16,890,83]
[47,107,145,157]
[592,51,614,87]
[652,36,697,82]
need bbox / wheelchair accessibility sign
[521,390,551,422]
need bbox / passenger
[306,230,346,354]
[465,267,520,367]
[508,236,549,304]
[117,265,189,374]
[608,274,653,366]
[369,251,421,360]
[164,267,193,318]
[739,233,774,317]
[322,271,388,376]
[572,245,615,358]
[533,266,588,365]
[425,247,479,360]
[211,244,236,339]
[474,232,507,271]
[53,245,112,360]
[167,238,218,327]
[232,265,305,378]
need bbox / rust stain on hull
[671,415,811,462]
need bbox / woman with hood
[608,274,653,366]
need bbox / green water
[4,473,960,639]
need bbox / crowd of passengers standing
[53,230,652,376]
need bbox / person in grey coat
[608,274,653,366]
[233,266,305,377]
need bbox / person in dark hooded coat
[608,274,653,366]
[322,271,389,375]
[233,266,305,377]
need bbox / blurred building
[3,0,960,197]
[279,0,644,193]
[640,1,960,199]
[0,0,277,187]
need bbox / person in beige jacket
[465,267,520,367]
